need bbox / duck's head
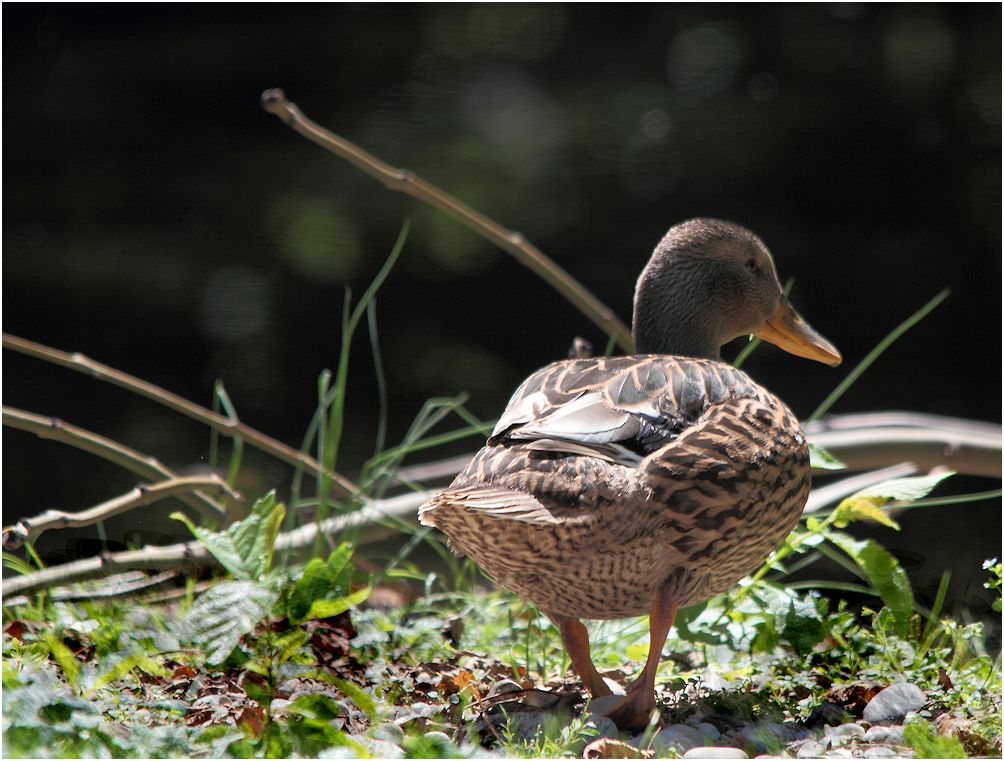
[632,218,842,366]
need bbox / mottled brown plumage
[419,218,841,729]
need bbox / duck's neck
[632,306,723,361]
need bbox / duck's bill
[756,299,842,367]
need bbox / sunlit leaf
[827,532,914,637]
[808,441,846,470]
[185,580,277,665]
[286,543,359,624]
[172,491,285,581]
[855,471,955,502]
[832,496,901,530]
[304,587,371,622]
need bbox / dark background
[3,5,1000,617]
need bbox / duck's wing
[420,356,764,527]
[490,356,757,464]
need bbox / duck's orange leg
[605,582,678,729]
[550,614,613,698]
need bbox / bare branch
[804,463,918,514]
[2,333,358,496]
[2,406,226,521]
[260,88,634,353]
[1,490,430,598]
[3,476,241,549]
[806,413,1001,478]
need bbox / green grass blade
[214,381,244,488]
[321,220,410,500]
[367,299,388,458]
[808,289,950,423]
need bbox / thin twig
[1,571,180,608]
[806,412,1001,479]
[2,406,226,521]
[3,475,242,549]
[803,463,918,514]
[2,333,358,496]
[260,88,634,353]
[1,490,431,598]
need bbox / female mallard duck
[419,218,841,729]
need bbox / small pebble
[588,694,626,717]
[806,702,851,727]
[795,740,827,758]
[743,721,794,754]
[487,679,523,697]
[863,725,904,744]
[268,698,291,717]
[583,715,619,741]
[862,683,925,724]
[652,723,706,752]
[697,722,722,742]
[863,747,900,758]
[683,747,749,759]
[370,722,405,745]
[824,722,866,746]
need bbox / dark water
[3,5,1000,616]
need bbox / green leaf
[90,653,169,692]
[832,472,955,529]
[286,693,346,721]
[172,491,286,581]
[855,471,955,502]
[285,543,369,624]
[304,587,371,622]
[808,441,846,470]
[273,628,310,665]
[185,580,277,665]
[326,675,377,719]
[903,717,967,758]
[781,600,827,656]
[832,496,901,530]
[828,532,915,637]
[42,633,79,686]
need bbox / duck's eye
[746,259,759,273]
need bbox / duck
[418,218,842,730]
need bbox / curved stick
[3,406,226,521]
[3,476,241,549]
[261,88,634,353]
[3,333,357,496]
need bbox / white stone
[862,683,925,724]
[683,747,750,759]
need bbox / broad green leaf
[90,653,169,692]
[185,580,277,665]
[172,491,285,581]
[832,496,901,530]
[782,600,827,656]
[304,587,371,622]
[828,532,914,636]
[808,442,846,470]
[286,543,357,623]
[855,471,955,502]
